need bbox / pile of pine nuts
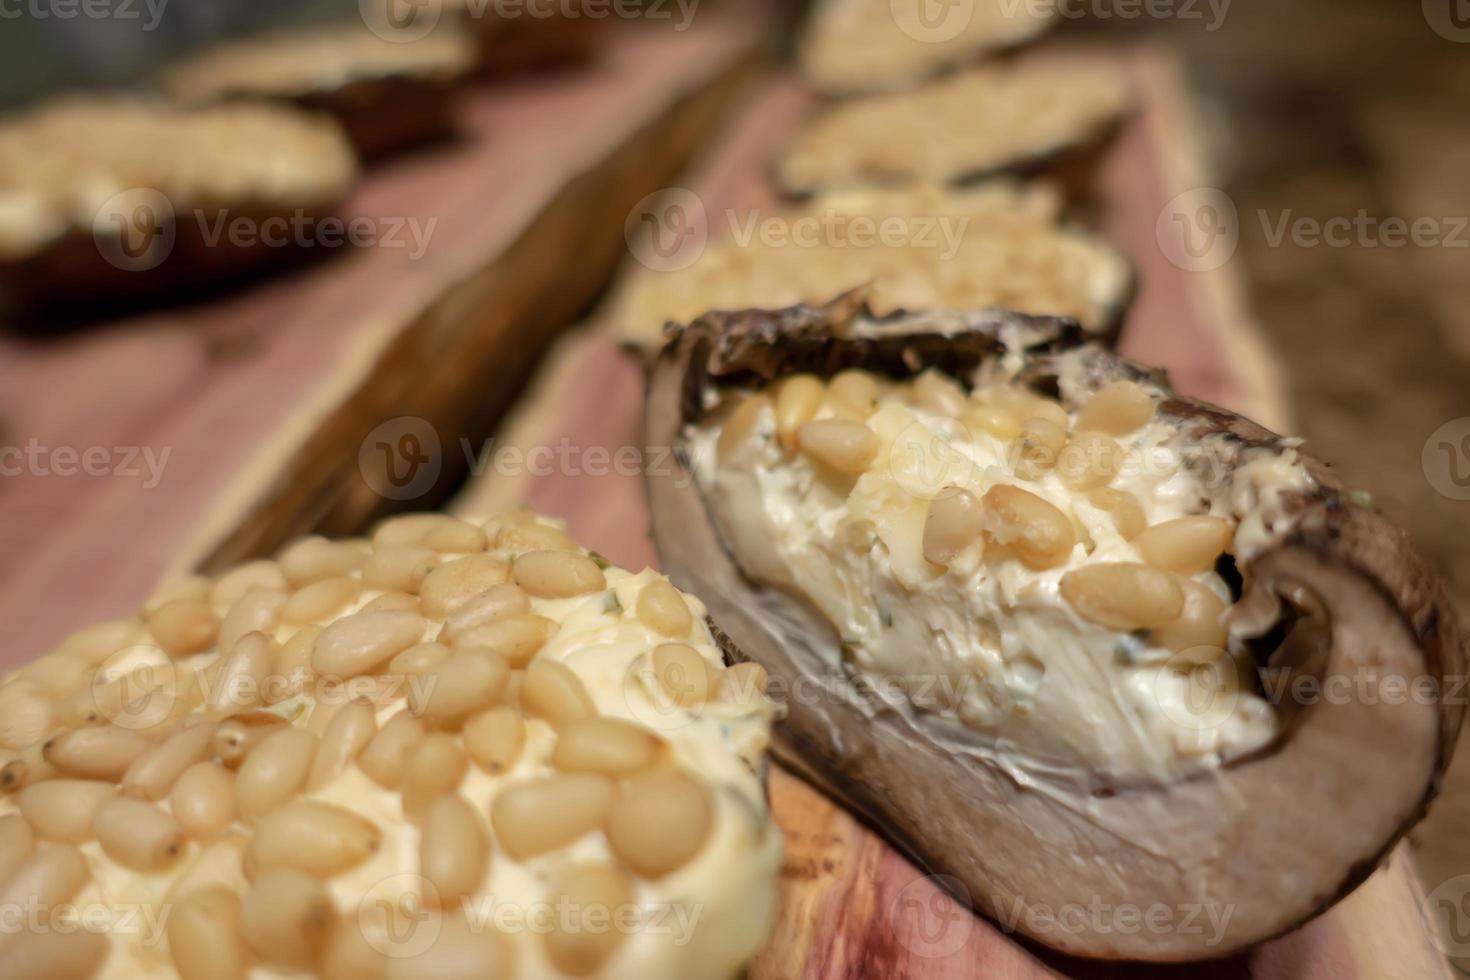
[0,510,778,979]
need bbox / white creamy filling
[689,390,1301,790]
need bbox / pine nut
[372,513,452,549]
[56,617,144,666]
[0,814,35,887]
[409,652,510,729]
[605,770,713,878]
[383,915,514,980]
[1011,417,1066,480]
[544,862,635,976]
[438,584,531,644]
[0,683,54,751]
[1076,380,1156,435]
[43,724,152,781]
[449,614,556,668]
[636,578,693,638]
[150,597,222,656]
[1088,488,1147,540]
[279,537,366,588]
[717,394,771,456]
[17,655,90,700]
[420,793,489,907]
[420,555,512,619]
[145,574,212,615]
[1132,516,1233,574]
[123,720,215,800]
[462,707,525,775]
[423,519,489,555]
[321,918,385,980]
[94,795,183,869]
[357,711,427,789]
[496,520,575,554]
[400,734,468,818]
[829,369,882,418]
[774,374,824,449]
[553,718,664,776]
[1057,431,1124,490]
[237,726,318,818]
[995,389,1068,432]
[491,775,615,859]
[214,713,287,768]
[362,545,440,595]
[1060,563,1186,630]
[361,592,422,614]
[0,926,108,980]
[168,887,248,980]
[718,662,770,704]
[218,590,286,656]
[308,700,377,790]
[962,403,1021,441]
[247,800,381,879]
[796,419,879,474]
[312,611,427,679]
[512,550,606,599]
[387,642,450,676]
[282,577,362,625]
[981,485,1076,570]
[18,779,114,842]
[922,486,984,566]
[651,643,712,708]
[172,762,237,839]
[911,370,967,417]
[0,843,90,922]
[208,632,273,713]
[242,868,337,969]
[1,739,58,793]
[272,625,321,703]
[1152,579,1229,661]
[211,560,288,608]
[521,659,597,729]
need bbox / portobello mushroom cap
[643,294,1463,961]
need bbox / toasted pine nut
[208,632,274,713]
[922,487,984,566]
[0,814,35,887]
[218,590,286,656]
[214,713,287,768]
[361,592,421,614]
[246,800,381,879]
[18,779,114,842]
[1057,431,1124,490]
[491,774,615,859]
[94,795,183,869]
[1088,488,1147,540]
[242,868,337,969]
[651,644,711,708]
[237,727,318,818]
[0,683,54,751]
[605,770,713,878]
[408,653,510,729]
[829,369,882,418]
[387,642,450,677]
[321,918,385,980]
[462,707,525,775]
[168,886,248,980]
[172,762,237,839]
[521,659,597,729]
[544,862,635,976]
[718,662,770,704]
[420,793,489,907]
[1011,417,1066,480]
[362,545,440,595]
[279,537,366,588]
[553,718,664,776]
[308,701,377,790]
[383,915,513,980]
[56,617,144,666]
[796,419,879,474]
[0,925,108,979]
[774,374,824,449]
[282,577,361,625]
[438,584,531,644]
[450,614,556,668]
[312,611,426,680]
[1132,516,1233,574]
[357,711,426,789]
[1060,563,1186,630]
[150,597,222,657]
[423,519,489,555]
[372,513,452,549]
[513,550,606,599]
[419,555,512,620]
[0,843,90,919]
[122,721,215,799]
[211,561,289,608]
[717,395,770,456]
[911,370,967,417]
[43,724,152,781]
[635,579,693,638]
[1076,380,1156,435]
[982,485,1076,570]
[400,734,468,819]
[1152,579,1229,660]
[962,402,1021,441]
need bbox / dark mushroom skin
[644,294,1463,961]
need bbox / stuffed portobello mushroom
[643,294,1462,961]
